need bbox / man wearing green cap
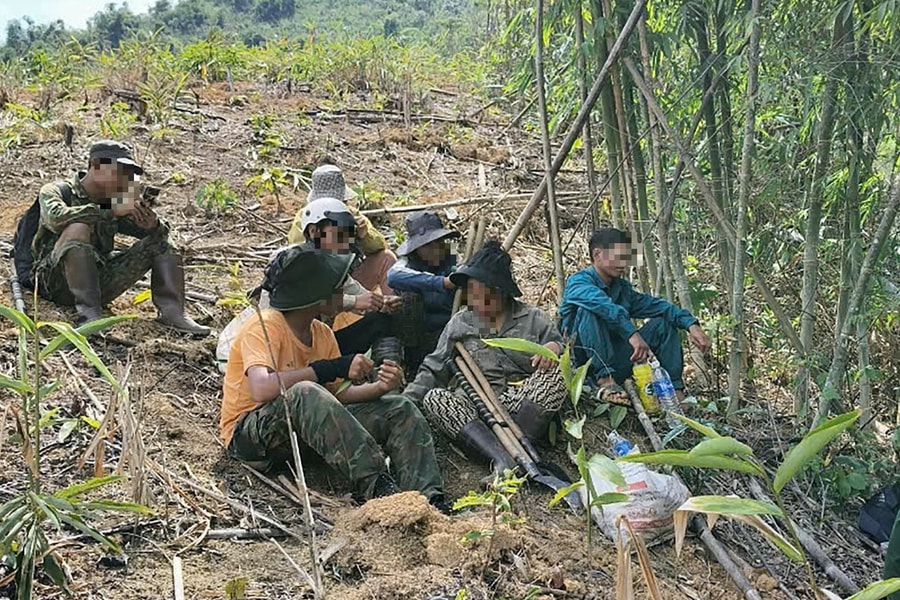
[30,140,209,334]
[220,245,447,508]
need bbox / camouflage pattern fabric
[228,381,443,500]
[422,368,567,438]
[34,227,173,305]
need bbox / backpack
[11,182,72,289]
[858,483,900,544]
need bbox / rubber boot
[514,400,556,445]
[370,472,401,499]
[151,254,211,336]
[456,420,517,485]
[62,246,103,324]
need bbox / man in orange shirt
[220,245,446,507]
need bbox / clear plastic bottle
[650,357,683,430]
[608,431,638,457]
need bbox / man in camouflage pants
[220,245,448,510]
[32,140,208,334]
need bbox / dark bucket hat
[449,240,522,298]
[89,140,144,175]
[259,245,353,311]
[396,211,460,256]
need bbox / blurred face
[414,238,449,267]
[467,278,505,322]
[592,242,633,282]
[91,159,140,198]
[311,222,356,252]
[319,291,345,316]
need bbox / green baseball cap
[89,140,144,175]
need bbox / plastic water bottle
[650,357,683,430]
[608,431,638,457]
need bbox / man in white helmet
[288,164,396,297]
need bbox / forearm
[249,367,318,403]
[337,382,384,404]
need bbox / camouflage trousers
[228,381,444,500]
[422,368,567,439]
[35,226,173,306]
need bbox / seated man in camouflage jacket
[31,140,208,335]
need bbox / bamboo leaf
[481,337,559,361]
[548,481,583,508]
[773,410,859,493]
[0,305,36,335]
[592,492,629,506]
[132,289,152,305]
[54,475,123,500]
[618,449,765,476]
[570,361,590,407]
[40,323,122,393]
[80,500,154,515]
[564,416,585,440]
[0,372,32,394]
[610,405,628,429]
[56,511,119,551]
[672,413,722,439]
[587,452,626,488]
[57,420,79,443]
[677,495,783,518]
[29,493,62,530]
[844,579,900,600]
[40,315,135,360]
[730,514,804,563]
[43,553,71,594]
[689,437,754,458]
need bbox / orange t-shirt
[219,309,341,445]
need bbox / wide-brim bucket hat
[396,211,460,256]
[261,245,354,311]
[307,164,356,203]
[449,240,522,298]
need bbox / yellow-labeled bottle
[632,362,659,413]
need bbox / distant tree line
[1,0,485,59]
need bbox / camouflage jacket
[33,172,165,265]
[404,301,563,403]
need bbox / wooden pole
[501,0,647,252]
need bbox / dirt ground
[0,79,889,599]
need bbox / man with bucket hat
[404,241,567,479]
[287,163,396,295]
[388,211,460,373]
[29,139,209,334]
[220,245,448,508]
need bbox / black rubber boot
[151,254,211,336]
[62,246,103,324]
[456,421,517,483]
[429,494,453,515]
[513,400,556,445]
[370,472,401,499]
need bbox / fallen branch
[747,479,859,594]
[241,463,335,526]
[134,281,217,304]
[206,527,283,540]
[359,190,588,217]
[172,555,185,600]
[623,381,763,600]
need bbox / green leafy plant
[196,178,239,216]
[617,410,900,599]
[99,101,137,138]
[0,305,150,599]
[481,338,626,558]
[453,469,526,578]
[246,166,292,214]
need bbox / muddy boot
[514,400,556,446]
[370,472,401,499]
[429,494,453,515]
[151,254,211,336]
[62,246,103,324]
[456,420,517,486]
[371,336,403,368]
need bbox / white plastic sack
[216,291,270,373]
[580,452,690,546]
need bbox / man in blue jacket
[559,227,711,404]
[387,211,459,375]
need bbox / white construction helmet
[300,197,356,237]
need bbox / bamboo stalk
[534,0,565,303]
[172,556,185,600]
[452,220,479,314]
[501,0,648,252]
[623,380,763,600]
[360,191,588,217]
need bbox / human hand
[354,292,384,312]
[531,341,560,371]
[628,332,651,363]
[375,359,403,393]
[130,202,159,230]
[381,295,403,314]
[355,216,368,240]
[443,277,456,291]
[688,324,712,353]
[349,354,374,381]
